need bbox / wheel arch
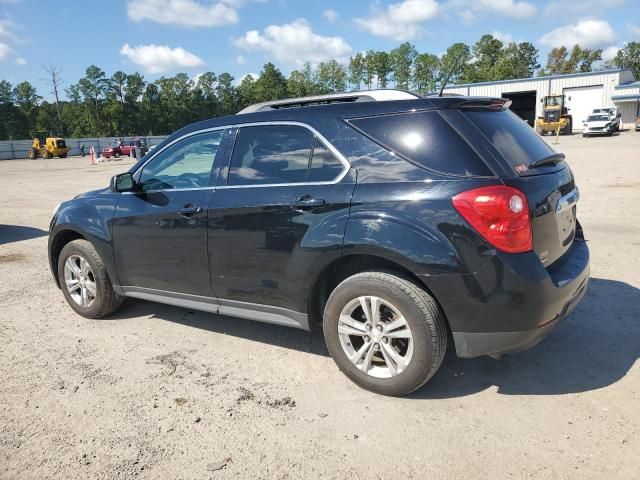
[49,228,87,288]
[307,253,451,335]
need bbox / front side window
[139,130,225,191]
[228,125,313,186]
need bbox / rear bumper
[452,271,588,357]
[424,234,590,358]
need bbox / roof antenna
[438,54,464,97]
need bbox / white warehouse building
[443,69,640,131]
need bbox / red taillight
[452,185,532,253]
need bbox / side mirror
[110,172,135,192]
[617,113,622,118]
[567,96,571,101]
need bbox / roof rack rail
[237,89,421,114]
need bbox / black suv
[49,90,589,396]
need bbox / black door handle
[177,205,203,218]
[291,196,326,210]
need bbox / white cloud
[0,41,13,60]
[322,9,339,23]
[355,0,440,41]
[126,0,239,28]
[538,19,616,49]
[602,46,619,61]
[235,72,260,85]
[234,19,352,67]
[120,43,205,73]
[0,18,25,64]
[448,0,536,23]
[235,54,246,65]
[492,30,513,44]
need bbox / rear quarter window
[464,109,556,173]
[348,110,492,177]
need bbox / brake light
[452,186,532,253]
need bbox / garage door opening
[501,91,537,127]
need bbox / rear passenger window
[349,111,491,176]
[308,138,344,182]
[228,125,313,186]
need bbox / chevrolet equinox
[49,90,589,395]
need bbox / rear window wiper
[529,153,565,168]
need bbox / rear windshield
[464,109,556,173]
[348,111,491,176]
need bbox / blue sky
[0,0,638,97]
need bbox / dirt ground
[1,131,639,480]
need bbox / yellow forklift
[536,94,573,136]
[27,131,70,159]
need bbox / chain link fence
[0,136,168,160]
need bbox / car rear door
[112,128,230,297]
[207,122,355,320]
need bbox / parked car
[582,113,615,137]
[102,141,123,159]
[591,107,621,132]
[48,90,589,396]
[635,117,640,131]
[120,138,148,158]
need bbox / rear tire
[58,153,67,158]
[57,239,123,319]
[114,152,120,158]
[323,271,447,396]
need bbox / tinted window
[349,111,491,176]
[139,130,224,191]
[228,125,313,186]
[464,109,556,172]
[307,138,344,182]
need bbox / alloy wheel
[64,255,97,308]
[337,296,414,378]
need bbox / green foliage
[1,33,622,141]
[606,41,640,79]
[539,45,602,76]
[390,42,418,90]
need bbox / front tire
[323,271,447,396]
[58,239,123,319]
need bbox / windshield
[545,96,562,107]
[587,115,608,122]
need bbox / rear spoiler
[448,98,512,111]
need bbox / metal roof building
[443,69,639,131]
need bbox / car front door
[207,123,355,324]
[112,128,229,298]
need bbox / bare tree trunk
[43,65,64,135]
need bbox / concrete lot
[1,132,639,479]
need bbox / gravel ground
[1,132,639,480]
